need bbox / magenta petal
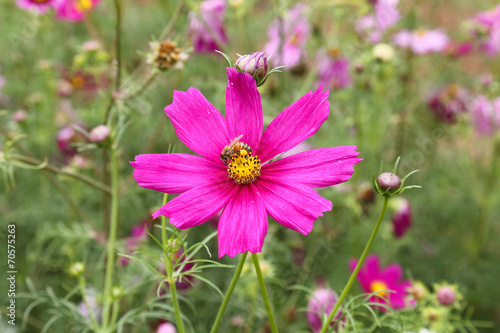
[382,264,403,283]
[153,181,238,229]
[257,87,330,163]
[255,178,332,235]
[218,185,268,258]
[165,88,229,162]
[225,68,263,150]
[131,153,227,193]
[262,146,361,187]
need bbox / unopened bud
[69,262,85,277]
[373,43,395,62]
[377,172,401,194]
[236,52,268,80]
[436,285,456,306]
[89,125,110,143]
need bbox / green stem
[161,194,186,333]
[101,148,120,329]
[320,196,389,333]
[252,253,279,333]
[209,252,248,333]
[79,277,100,331]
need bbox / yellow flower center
[370,280,389,298]
[71,75,85,89]
[76,0,93,12]
[226,148,261,184]
[416,29,427,37]
[328,47,341,58]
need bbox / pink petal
[262,146,361,187]
[257,87,330,163]
[153,181,238,229]
[165,88,229,163]
[225,68,263,150]
[218,185,268,258]
[131,153,227,193]
[382,264,403,283]
[254,178,332,235]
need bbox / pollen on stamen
[227,152,261,184]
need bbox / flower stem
[101,147,120,329]
[252,253,279,333]
[161,194,186,333]
[209,252,248,333]
[319,196,389,333]
[79,277,100,331]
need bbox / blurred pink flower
[120,219,150,266]
[55,0,102,22]
[315,48,351,90]
[470,95,500,137]
[157,322,176,333]
[443,40,473,57]
[469,4,500,56]
[355,0,400,43]
[392,29,449,54]
[307,288,342,332]
[188,0,227,53]
[350,255,413,310]
[131,68,361,258]
[427,84,468,123]
[56,124,88,163]
[392,198,412,238]
[264,3,311,68]
[16,0,60,14]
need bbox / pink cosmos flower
[56,124,88,163]
[427,84,468,123]
[131,68,361,258]
[392,29,449,54]
[120,220,150,266]
[469,4,500,56]
[55,0,102,22]
[470,95,500,137]
[16,0,60,14]
[307,288,343,332]
[264,3,311,68]
[350,255,413,310]
[315,48,351,91]
[392,198,412,238]
[355,0,400,43]
[188,0,227,54]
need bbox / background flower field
[0,0,499,332]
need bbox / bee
[220,135,252,165]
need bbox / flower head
[436,285,457,306]
[131,68,361,258]
[235,52,268,80]
[350,255,413,310]
[392,29,449,54]
[148,40,189,71]
[470,95,500,136]
[55,0,102,22]
[16,0,60,14]
[427,84,468,123]
[391,198,412,238]
[355,0,400,43]
[188,0,227,54]
[264,3,311,68]
[315,48,351,90]
[307,288,342,332]
[468,4,500,56]
[157,322,177,333]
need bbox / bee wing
[228,134,244,147]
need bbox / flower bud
[89,125,110,143]
[236,52,268,80]
[307,288,341,332]
[111,286,124,300]
[376,172,401,194]
[408,281,427,302]
[69,262,85,277]
[436,285,456,306]
[157,322,177,333]
[12,110,28,123]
